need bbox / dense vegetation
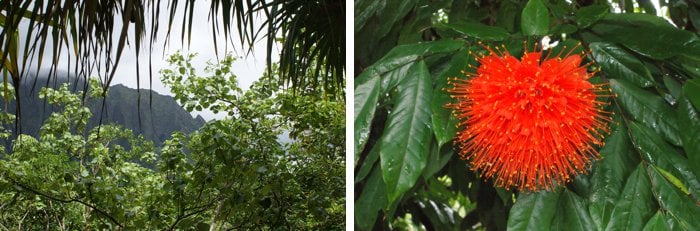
[355,0,700,230]
[0,55,345,230]
[1,77,205,149]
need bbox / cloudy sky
[111,2,279,120]
[27,1,278,121]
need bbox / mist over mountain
[1,74,205,147]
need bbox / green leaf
[677,95,700,182]
[590,42,654,88]
[354,76,381,162]
[642,211,671,231]
[507,190,561,231]
[442,22,510,41]
[355,145,379,184]
[373,0,418,40]
[683,78,700,110]
[379,60,433,203]
[357,43,438,161]
[575,5,609,28]
[606,164,655,231]
[356,40,464,85]
[495,1,518,32]
[551,24,578,35]
[647,165,700,230]
[551,190,595,231]
[628,122,700,201]
[521,0,550,36]
[591,16,700,60]
[355,168,388,230]
[354,0,386,33]
[663,75,682,100]
[588,121,638,230]
[422,142,454,180]
[431,51,468,148]
[653,166,690,195]
[679,56,700,78]
[610,79,681,146]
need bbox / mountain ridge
[1,75,205,148]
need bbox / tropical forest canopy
[0,54,345,229]
[0,0,346,229]
[354,0,700,230]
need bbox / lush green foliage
[0,55,345,229]
[0,79,205,149]
[354,0,700,230]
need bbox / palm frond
[0,0,345,129]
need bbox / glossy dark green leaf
[422,142,454,180]
[683,78,700,110]
[354,76,381,161]
[551,24,578,35]
[590,42,654,88]
[610,79,681,146]
[432,51,469,148]
[370,0,418,41]
[355,62,414,162]
[575,5,609,28]
[397,3,444,45]
[588,122,638,230]
[443,22,510,41]
[591,16,700,60]
[355,145,379,184]
[354,0,386,33]
[551,190,595,231]
[606,164,655,231]
[599,13,679,31]
[663,75,682,99]
[642,211,671,231]
[647,166,700,230]
[507,190,561,231]
[379,60,433,203]
[355,168,388,230]
[679,56,700,79]
[355,41,462,159]
[629,121,700,199]
[356,40,465,85]
[677,95,700,182]
[521,0,549,36]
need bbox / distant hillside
[1,76,205,147]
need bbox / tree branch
[167,197,218,230]
[8,177,124,228]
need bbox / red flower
[447,41,611,191]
